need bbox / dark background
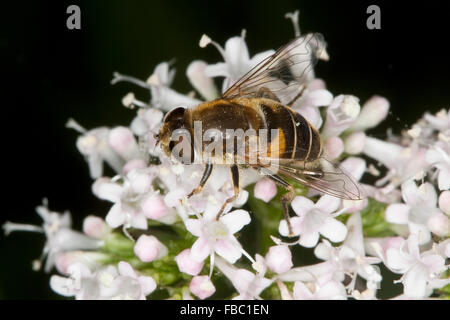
[0,0,449,299]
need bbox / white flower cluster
[3,11,449,300]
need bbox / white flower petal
[316,281,347,300]
[291,196,315,216]
[224,37,250,70]
[408,222,432,245]
[402,264,428,298]
[314,242,333,261]
[185,219,203,237]
[204,62,228,78]
[421,254,445,274]
[438,191,450,215]
[307,89,334,107]
[278,217,302,237]
[220,210,251,234]
[293,281,314,300]
[386,248,411,273]
[319,218,347,243]
[164,188,187,208]
[316,195,341,213]
[105,203,126,228]
[94,181,123,203]
[190,237,212,262]
[186,60,218,100]
[363,137,404,169]
[138,276,157,296]
[385,203,410,224]
[344,212,365,256]
[215,237,242,264]
[118,261,136,278]
[438,169,450,191]
[131,214,148,230]
[50,275,76,297]
[299,231,320,248]
[250,50,275,65]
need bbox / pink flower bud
[428,213,450,237]
[82,215,110,239]
[308,78,326,90]
[123,159,147,175]
[350,96,390,131]
[254,178,277,203]
[55,252,76,275]
[91,178,122,203]
[189,275,216,300]
[324,137,344,160]
[439,191,450,215]
[344,131,366,154]
[265,245,293,274]
[142,194,170,220]
[134,235,168,263]
[175,249,204,276]
[340,157,366,181]
[55,251,105,275]
[91,177,110,197]
[108,126,140,161]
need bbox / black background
[1,0,449,299]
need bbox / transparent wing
[255,156,364,201]
[222,33,327,104]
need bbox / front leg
[216,164,240,220]
[187,162,213,198]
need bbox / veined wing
[257,156,364,201]
[222,33,327,105]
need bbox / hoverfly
[156,33,363,236]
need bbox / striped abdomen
[246,98,322,162]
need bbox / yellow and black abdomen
[252,98,322,162]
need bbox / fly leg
[256,167,295,237]
[216,165,240,220]
[186,163,213,199]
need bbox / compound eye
[164,107,186,123]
